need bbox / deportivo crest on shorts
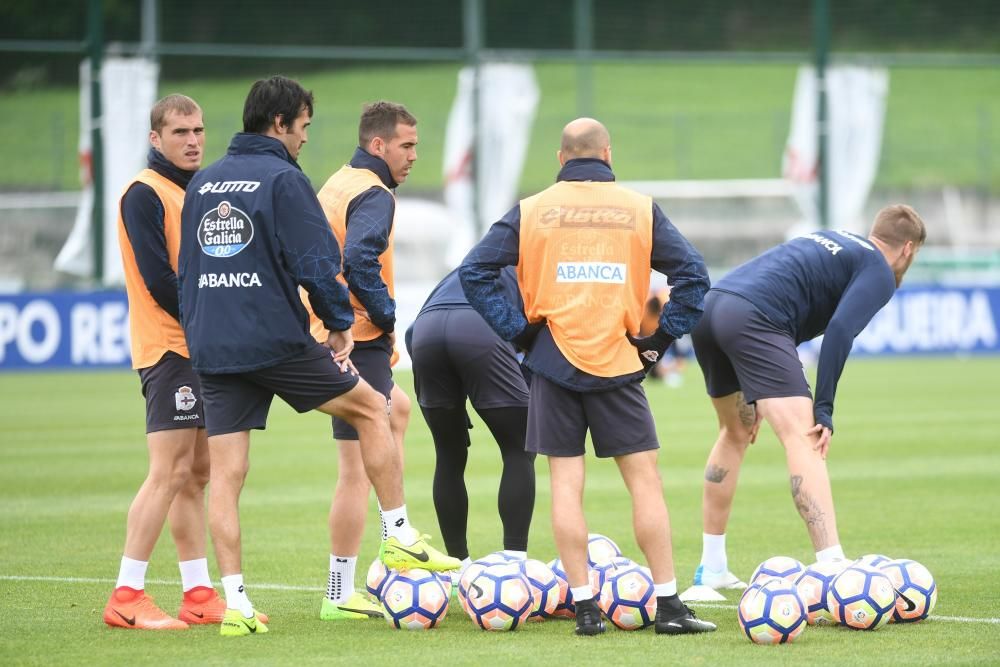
[175,386,198,411]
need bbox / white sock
[116,556,148,590]
[459,557,472,576]
[327,554,357,604]
[654,580,678,597]
[179,558,212,592]
[701,533,727,572]
[378,500,387,540]
[502,550,527,561]
[221,574,254,618]
[570,585,594,603]
[816,544,846,562]
[380,504,414,543]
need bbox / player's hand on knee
[807,423,832,459]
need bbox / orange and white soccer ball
[519,558,559,621]
[828,564,896,630]
[750,556,806,584]
[598,561,656,630]
[737,579,807,644]
[366,558,393,601]
[879,559,937,623]
[587,533,623,566]
[463,563,534,631]
[546,558,575,618]
[381,568,449,630]
[794,560,848,625]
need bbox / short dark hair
[242,76,314,134]
[870,204,927,248]
[150,94,200,133]
[358,101,416,147]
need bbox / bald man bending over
[460,118,717,637]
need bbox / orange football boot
[103,586,188,630]
[178,586,269,625]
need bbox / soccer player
[304,101,419,621]
[405,266,535,575]
[690,205,926,591]
[104,94,231,631]
[460,117,717,637]
[177,76,458,637]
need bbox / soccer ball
[879,559,937,623]
[587,533,623,566]
[366,558,392,601]
[457,561,489,616]
[519,559,560,621]
[590,557,633,598]
[750,556,806,584]
[380,568,449,630]
[547,558,576,618]
[598,561,656,630]
[463,563,534,631]
[794,560,848,625]
[737,579,808,644]
[828,565,896,630]
[855,553,893,569]
[477,551,521,566]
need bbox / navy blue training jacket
[714,229,896,432]
[178,133,353,374]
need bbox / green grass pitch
[1,357,999,664]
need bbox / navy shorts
[691,290,812,403]
[138,351,205,433]
[409,308,529,410]
[199,342,360,437]
[526,374,658,458]
[332,335,393,440]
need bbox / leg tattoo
[736,392,756,429]
[790,475,832,549]
[705,464,729,483]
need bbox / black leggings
[424,405,535,559]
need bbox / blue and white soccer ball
[380,568,449,630]
[590,556,634,599]
[463,562,534,631]
[750,556,806,584]
[854,553,893,569]
[546,557,576,618]
[737,578,808,644]
[828,564,897,630]
[879,559,937,623]
[598,561,656,630]
[519,558,560,621]
[587,533,623,566]
[794,560,848,625]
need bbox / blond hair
[870,204,927,248]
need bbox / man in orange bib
[305,101,421,620]
[460,118,716,637]
[105,94,231,630]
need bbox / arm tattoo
[790,474,833,549]
[705,464,729,483]
[736,392,756,429]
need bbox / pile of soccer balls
[370,533,661,631]
[737,553,937,645]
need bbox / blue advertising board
[1,285,998,371]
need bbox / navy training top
[178,133,353,374]
[714,229,896,432]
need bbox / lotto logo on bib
[198,200,254,258]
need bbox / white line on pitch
[3,575,998,625]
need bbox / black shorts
[138,351,206,433]
[691,290,812,403]
[409,308,529,410]
[199,342,359,437]
[332,336,393,440]
[526,374,658,458]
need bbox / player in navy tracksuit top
[405,267,535,566]
[176,76,457,637]
[689,205,927,593]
